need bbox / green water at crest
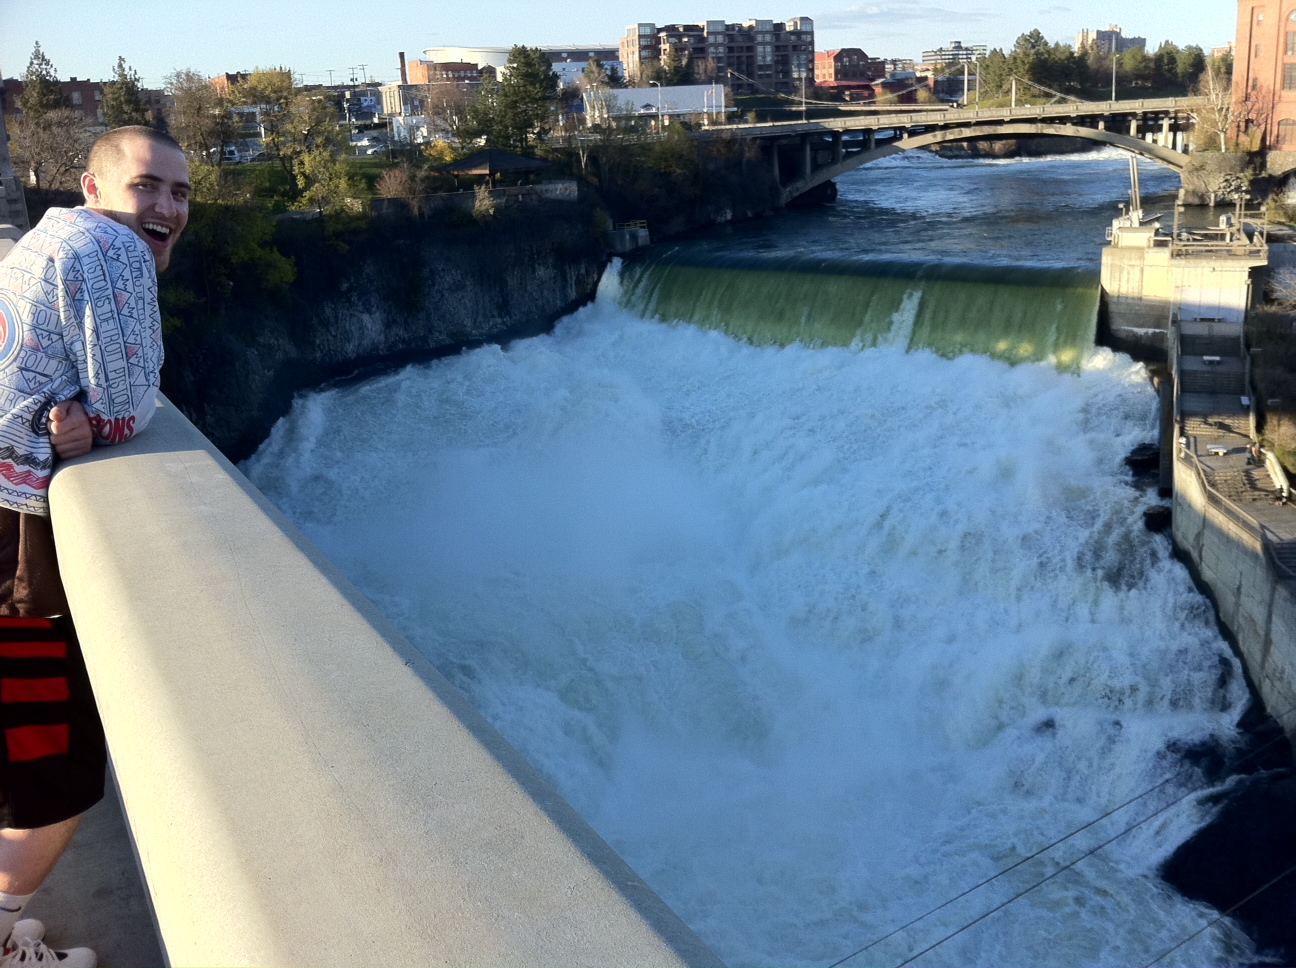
[618,250,1101,371]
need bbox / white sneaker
[0,934,95,967]
[6,922,43,945]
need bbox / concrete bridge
[694,97,1200,205]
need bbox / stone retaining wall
[1173,456,1296,744]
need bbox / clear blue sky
[1,0,1236,89]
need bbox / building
[418,46,622,85]
[406,61,481,85]
[1075,26,1147,56]
[1233,0,1296,165]
[583,82,728,125]
[210,73,250,99]
[814,48,884,89]
[620,18,814,94]
[919,41,987,66]
[2,77,106,126]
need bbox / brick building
[814,48,884,92]
[1,77,106,126]
[1233,0,1296,165]
[620,17,814,94]
[406,60,481,85]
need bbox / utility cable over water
[825,702,1296,967]
[617,249,1100,370]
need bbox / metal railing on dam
[48,396,719,967]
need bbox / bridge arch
[781,122,1189,203]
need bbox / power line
[827,701,1296,968]
[1142,863,1296,966]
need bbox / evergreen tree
[581,57,610,91]
[17,42,68,120]
[103,56,150,128]
[661,45,692,86]
[1152,42,1182,86]
[1176,46,1207,86]
[475,46,558,151]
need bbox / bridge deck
[694,97,1201,140]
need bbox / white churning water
[245,263,1255,966]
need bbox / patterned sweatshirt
[0,207,163,515]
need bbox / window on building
[1257,44,1263,58]
[70,91,82,105]
[1288,31,1296,55]
[1286,64,1296,89]
[1281,120,1296,144]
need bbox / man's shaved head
[81,126,190,271]
[86,126,184,182]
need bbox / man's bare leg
[0,816,80,895]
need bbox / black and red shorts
[0,615,105,829]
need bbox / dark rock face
[1126,442,1161,474]
[1161,770,1296,964]
[161,201,609,462]
[1160,703,1295,965]
[1143,505,1173,531]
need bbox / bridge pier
[771,142,780,183]
[867,130,876,150]
[1161,116,1171,147]
[1130,117,1139,138]
[801,135,811,180]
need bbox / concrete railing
[49,397,719,967]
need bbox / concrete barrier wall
[49,397,719,967]
[1173,456,1296,742]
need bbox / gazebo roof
[435,149,548,176]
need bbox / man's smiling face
[81,135,190,272]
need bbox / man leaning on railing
[0,126,190,967]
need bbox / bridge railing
[49,397,719,967]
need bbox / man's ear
[80,171,100,207]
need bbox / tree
[581,57,610,91]
[422,83,477,148]
[1118,47,1154,87]
[978,49,1011,98]
[496,46,560,149]
[10,108,93,190]
[661,45,692,86]
[1176,46,1207,86]
[234,68,299,186]
[103,56,150,128]
[1152,42,1182,87]
[1193,56,1235,150]
[165,69,234,165]
[17,43,68,120]
[464,46,559,152]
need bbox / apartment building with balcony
[620,17,814,94]
[919,41,987,67]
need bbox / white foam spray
[245,273,1254,966]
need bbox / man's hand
[48,400,92,460]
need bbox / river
[244,149,1266,965]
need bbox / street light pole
[649,79,662,134]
